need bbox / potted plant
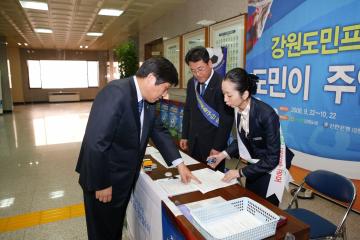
[114,40,139,78]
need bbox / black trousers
[83,190,131,240]
[246,173,280,206]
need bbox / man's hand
[96,186,112,203]
[207,152,226,169]
[179,139,188,151]
[222,170,240,182]
[177,162,201,184]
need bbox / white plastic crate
[190,197,280,240]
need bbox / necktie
[197,83,205,96]
[237,113,252,155]
[138,100,143,115]
[237,113,248,139]
[200,84,205,96]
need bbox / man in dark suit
[76,57,199,240]
[179,47,233,171]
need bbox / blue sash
[194,81,219,127]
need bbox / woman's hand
[222,170,240,182]
[207,152,226,169]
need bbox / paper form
[156,178,198,196]
[179,151,199,165]
[157,168,237,197]
[190,168,238,193]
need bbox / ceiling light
[196,19,216,26]
[17,43,22,46]
[85,46,88,49]
[80,45,83,48]
[35,28,53,33]
[86,32,103,37]
[24,43,28,46]
[19,1,48,11]
[98,8,124,16]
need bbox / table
[126,154,309,240]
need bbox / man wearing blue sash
[180,46,233,171]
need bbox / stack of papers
[192,168,237,194]
[177,197,226,222]
[156,168,237,196]
[195,209,263,239]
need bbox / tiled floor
[0,103,89,239]
[0,102,359,239]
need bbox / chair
[285,170,356,240]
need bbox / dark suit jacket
[226,97,294,182]
[76,77,180,202]
[182,71,234,160]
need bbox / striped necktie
[138,100,143,115]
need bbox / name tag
[252,137,263,141]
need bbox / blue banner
[161,205,185,240]
[177,105,184,140]
[246,0,360,164]
[168,104,178,138]
[160,100,169,128]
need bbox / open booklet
[156,168,238,196]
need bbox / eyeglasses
[190,66,207,74]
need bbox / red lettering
[275,169,283,182]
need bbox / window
[27,60,99,89]
[28,60,41,88]
[87,61,99,87]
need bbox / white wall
[138,0,247,61]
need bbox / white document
[156,178,198,196]
[151,151,199,168]
[156,167,237,196]
[191,168,238,194]
[179,151,199,165]
[145,146,159,155]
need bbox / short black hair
[185,46,210,65]
[224,68,259,96]
[136,57,178,86]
